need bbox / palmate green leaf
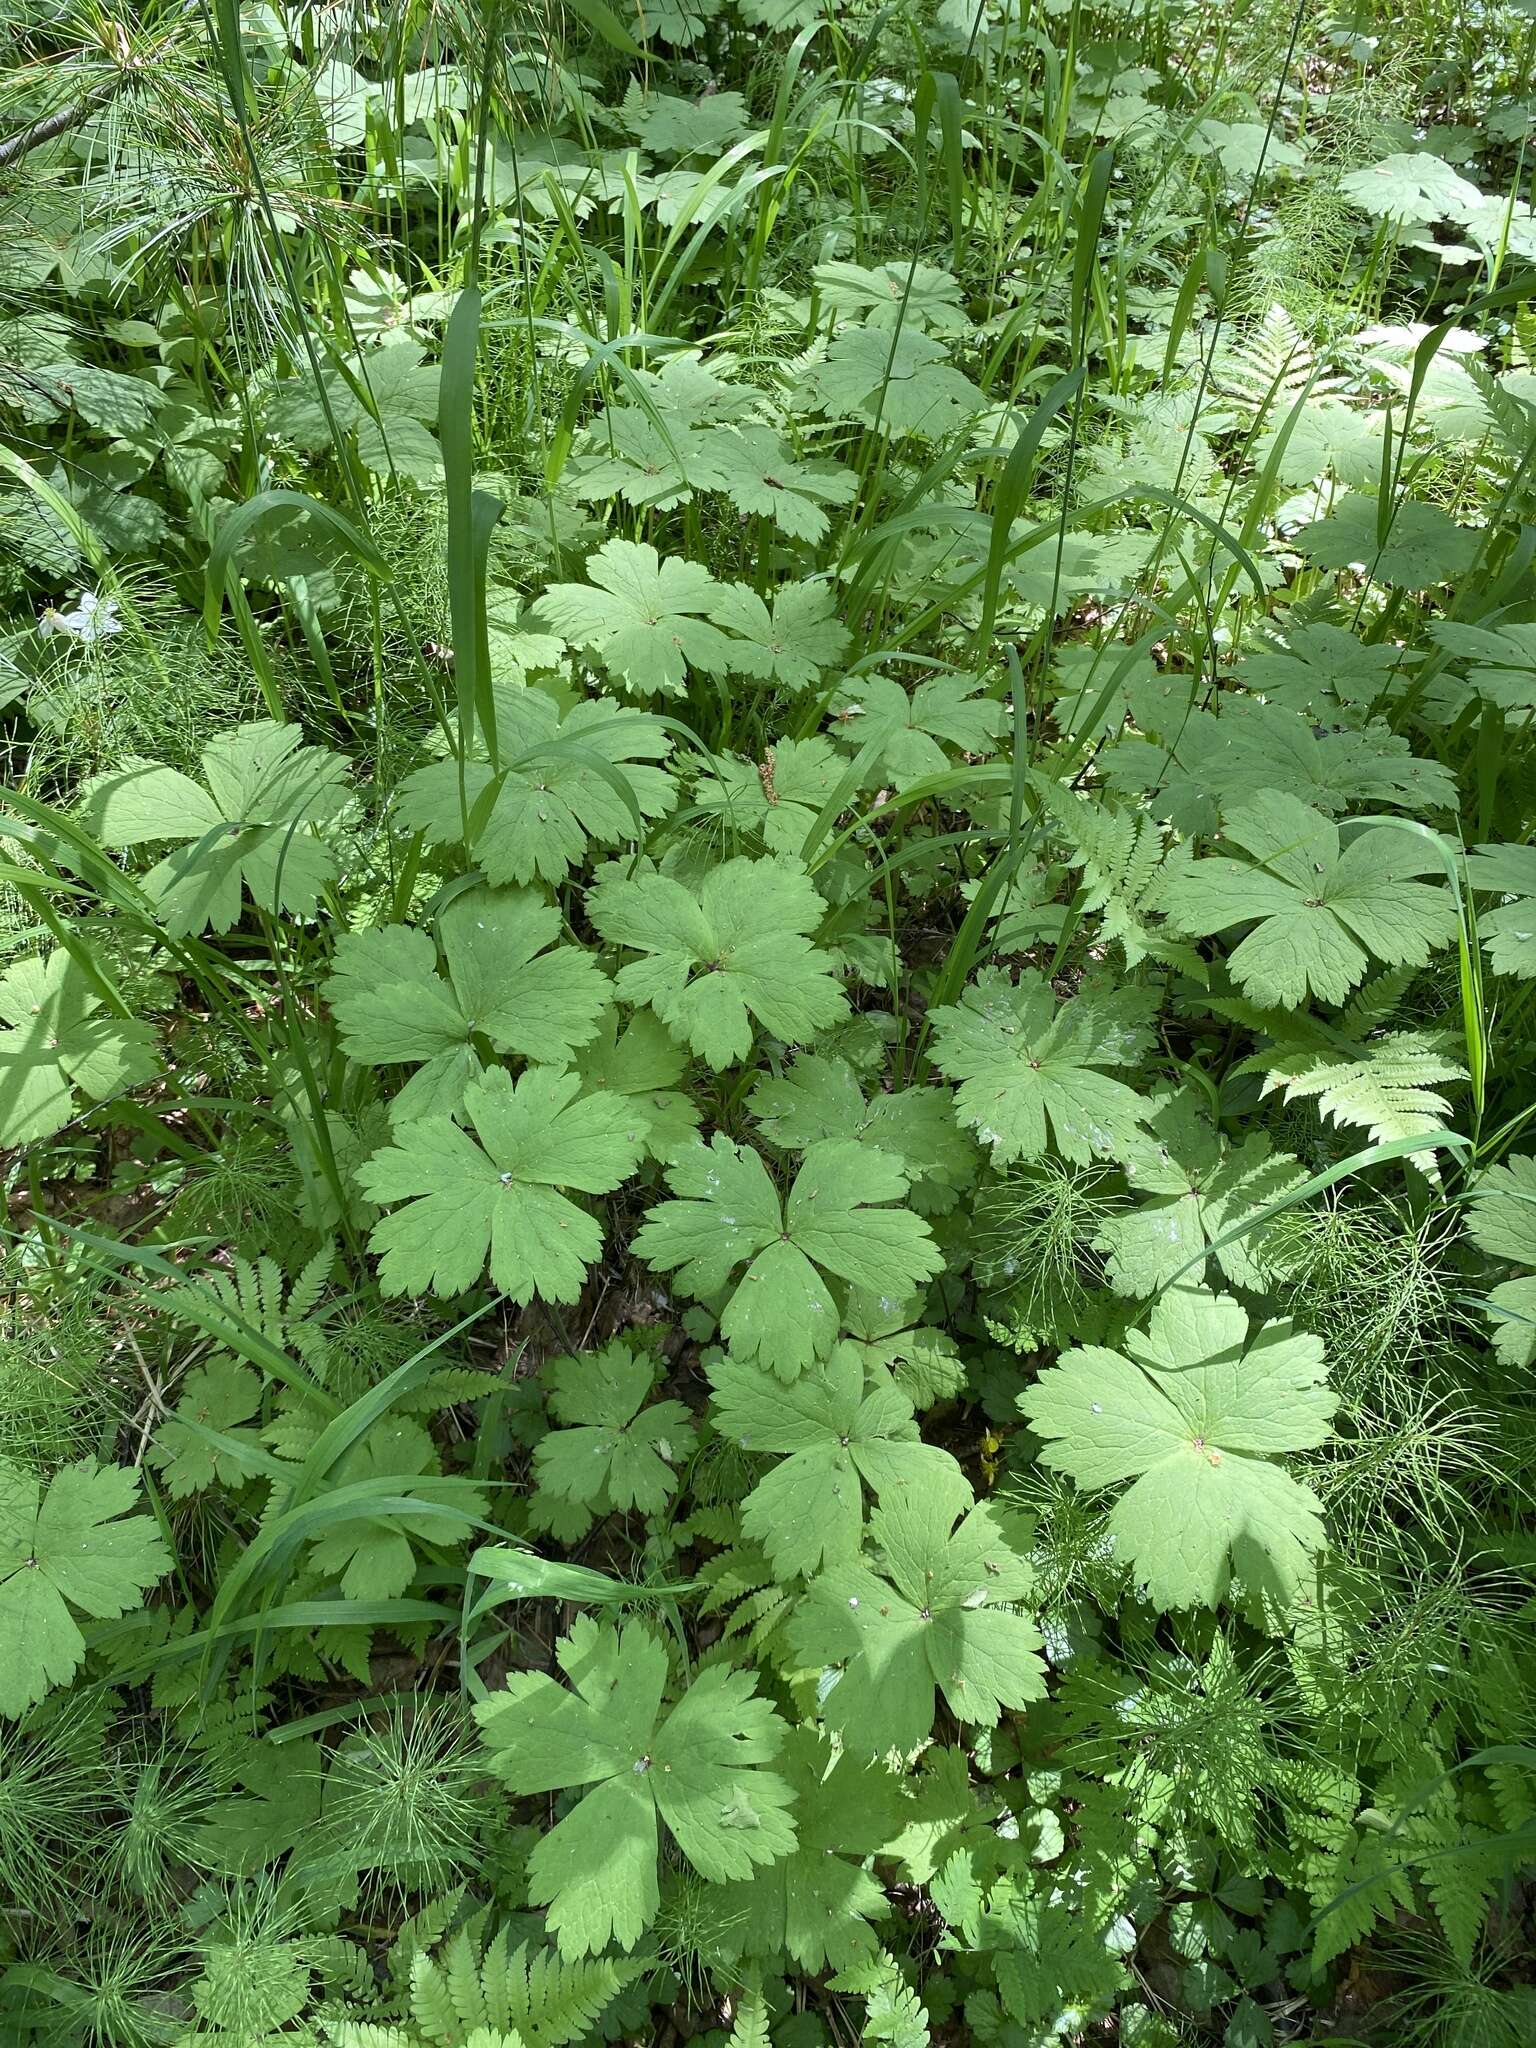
[789,1464,1045,1755]
[1163,791,1457,1007]
[814,259,972,335]
[928,968,1157,1167]
[474,1617,795,1956]
[80,719,351,935]
[750,1052,977,1214]
[572,1008,699,1161]
[0,1457,171,1719]
[324,886,611,1122]
[533,539,738,698]
[587,855,848,1068]
[693,737,846,855]
[829,671,1002,789]
[715,1728,903,1969]
[703,580,851,692]
[1466,1154,1536,1366]
[530,1339,694,1538]
[1292,496,1480,589]
[149,1357,263,1498]
[356,1066,646,1304]
[0,949,159,1148]
[1237,622,1408,713]
[564,408,717,513]
[1019,1288,1336,1610]
[268,335,442,481]
[1095,1088,1304,1297]
[700,424,857,542]
[709,1342,962,1577]
[633,1137,943,1380]
[803,324,982,438]
[397,684,677,887]
[1431,622,1536,715]
[1465,842,1536,979]
[1105,697,1457,836]
[1339,152,1483,224]
[299,1417,485,1601]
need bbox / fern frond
[830,1948,931,2048]
[1212,304,1343,417]
[1260,1029,1466,1151]
[725,1986,771,2048]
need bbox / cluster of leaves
[3,0,1536,2044]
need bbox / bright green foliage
[805,324,982,437]
[324,887,611,1121]
[300,1417,485,1599]
[587,856,849,1067]
[268,335,442,480]
[0,949,158,1147]
[830,671,1002,786]
[1019,1289,1335,1609]
[573,1009,700,1160]
[534,540,737,697]
[397,687,677,887]
[1339,153,1483,223]
[0,1458,171,1718]
[402,1924,636,2048]
[81,720,351,934]
[928,969,1156,1166]
[634,1137,943,1379]
[708,1343,961,1576]
[1095,1089,1303,1296]
[693,736,844,854]
[789,1465,1045,1754]
[356,1067,646,1302]
[1164,792,1457,1007]
[474,1616,795,1955]
[750,1053,977,1214]
[1466,841,1536,979]
[1293,496,1481,588]
[1260,1026,1467,1149]
[815,258,971,332]
[702,424,856,541]
[1466,1154,1536,1364]
[149,1357,263,1497]
[530,1339,695,1539]
[714,1728,902,1967]
[7,2,1535,2039]
[701,580,850,692]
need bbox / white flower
[38,591,122,643]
